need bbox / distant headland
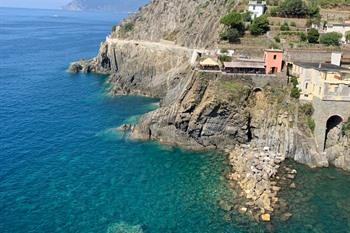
[62,0,149,12]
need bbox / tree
[220,11,245,35]
[319,32,342,46]
[220,11,246,43]
[278,0,308,18]
[250,15,270,35]
[220,28,241,43]
[307,28,320,43]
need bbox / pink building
[264,49,283,74]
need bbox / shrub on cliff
[290,77,300,99]
[250,15,270,36]
[342,117,350,136]
[319,32,342,46]
[220,11,246,43]
[307,117,316,133]
[300,103,314,117]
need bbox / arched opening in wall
[324,115,343,150]
[253,87,263,93]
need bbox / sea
[1,7,350,233]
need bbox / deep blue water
[0,7,242,233]
[2,7,350,233]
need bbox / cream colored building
[291,62,350,101]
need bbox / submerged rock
[261,213,271,222]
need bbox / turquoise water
[1,7,350,233]
[0,7,240,233]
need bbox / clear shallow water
[1,7,350,233]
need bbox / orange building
[264,49,283,74]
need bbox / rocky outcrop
[228,146,285,221]
[131,73,253,150]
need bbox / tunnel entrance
[324,115,343,150]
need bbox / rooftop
[249,1,266,5]
[224,60,265,69]
[265,49,283,53]
[294,62,350,72]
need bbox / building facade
[291,62,350,101]
[264,49,283,74]
[248,1,267,19]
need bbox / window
[305,83,309,89]
[273,55,277,60]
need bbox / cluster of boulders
[227,145,292,222]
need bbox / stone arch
[324,115,343,150]
[253,87,263,93]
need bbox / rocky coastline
[68,0,350,224]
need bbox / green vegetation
[122,22,134,32]
[319,32,342,46]
[342,117,350,136]
[274,35,281,43]
[273,0,322,27]
[300,103,315,133]
[280,22,290,31]
[278,0,309,18]
[250,15,270,35]
[346,31,350,42]
[307,28,320,43]
[112,25,117,32]
[307,117,316,133]
[300,103,314,117]
[290,77,301,99]
[218,55,232,62]
[300,32,307,42]
[220,11,245,34]
[220,28,241,43]
[220,11,245,43]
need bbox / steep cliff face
[130,72,329,169]
[69,0,350,171]
[113,0,236,48]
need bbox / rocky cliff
[69,0,350,173]
[112,0,237,48]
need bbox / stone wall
[312,97,350,150]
